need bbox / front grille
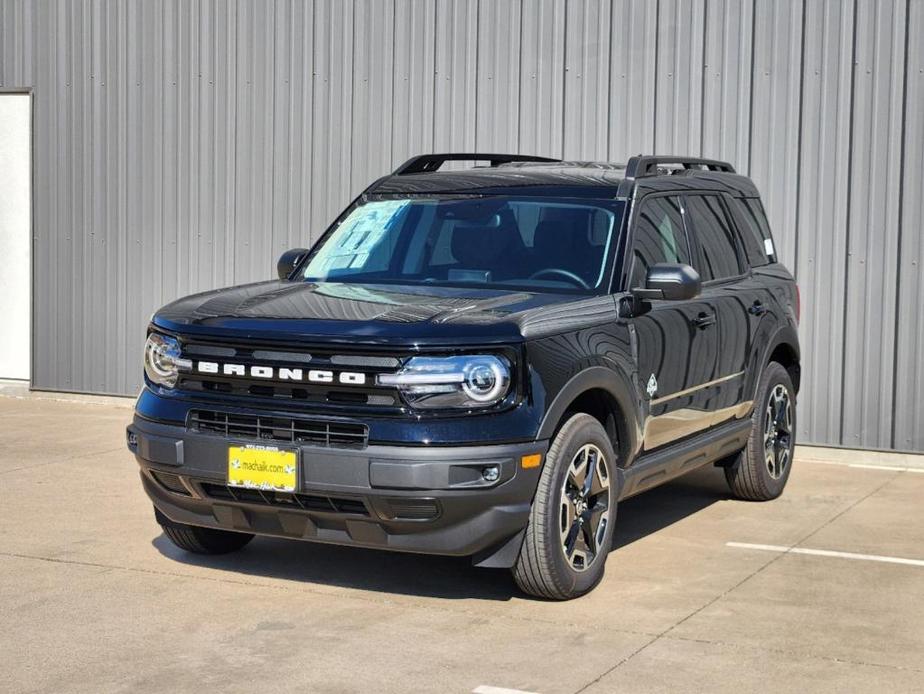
[200,482,369,516]
[179,377,399,407]
[188,410,368,449]
[175,339,404,408]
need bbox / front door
[626,194,720,450]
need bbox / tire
[513,413,617,600]
[725,361,797,501]
[155,508,254,555]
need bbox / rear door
[626,194,720,450]
[682,194,752,422]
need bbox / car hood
[152,280,617,345]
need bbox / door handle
[748,300,767,316]
[692,312,716,329]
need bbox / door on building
[0,92,31,381]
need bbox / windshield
[301,196,624,292]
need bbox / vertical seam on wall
[159,1,166,304]
[605,0,614,158]
[120,2,127,385]
[746,0,756,174]
[174,2,181,290]
[388,0,397,166]
[793,0,807,277]
[890,0,911,450]
[838,0,859,446]
[194,1,200,284]
[473,0,480,151]
[30,86,37,388]
[652,0,660,152]
[230,0,238,280]
[560,0,568,158]
[270,1,277,255]
[516,0,524,152]
[699,0,708,157]
[431,1,438,150]
[309,0,317,235]
[348,1,356,195]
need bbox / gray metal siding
[0,0,921,451]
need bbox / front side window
[684,195,743,281]
[302,196,623,292]
[629,195,691,289]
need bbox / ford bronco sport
[128,153,800,600]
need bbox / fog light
[482,465,500,482]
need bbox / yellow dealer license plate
[228,445,297,492]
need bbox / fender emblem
[646,374,658,398]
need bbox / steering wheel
[529,268,590,290]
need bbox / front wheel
[513,413,617,600]
[725,361,797,501]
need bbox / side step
[619,418,751,500]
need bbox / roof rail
[624,155,735,178]
[392,153,561,175]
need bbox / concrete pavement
[1,395,922,693]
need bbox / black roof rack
[625,155,735,178]
[392,153,561,175]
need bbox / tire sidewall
[540,414,618,597]
[749,362,797,496]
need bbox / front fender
[536,365,642,462]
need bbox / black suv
[128,153,800,600]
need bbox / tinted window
[301,196,623,292]
[629,196,691,289]
[729,198,771,266]
[745,198,776,261]
[685,195,743,281]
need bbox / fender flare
[753,324,801,398]
[761,324,800,369]
[536,366,641,461]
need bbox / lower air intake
[188,410,368,449]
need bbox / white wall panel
[0,93,31,380]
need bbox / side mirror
[632,263,701,301]
[277,248,310,280]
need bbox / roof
[368,154,760,198]
[371,161,627,196]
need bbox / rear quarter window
[730,198,774,267]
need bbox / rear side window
[729,198,772,266]
[629,196,691,289]
[684,195,743,282]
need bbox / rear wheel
[725,361,796,501]
[513,413,617,600]
[155,508,254,555]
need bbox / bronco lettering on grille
[194,361,366,385]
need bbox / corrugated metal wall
[0,0,921,452]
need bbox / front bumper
[128,416,547,566]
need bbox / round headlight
[144,333,186,388]
[378,354,512,409]
[462,357,508,403]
